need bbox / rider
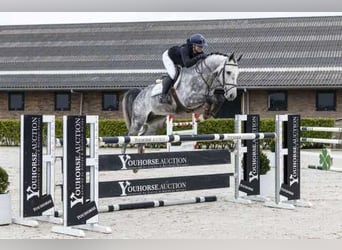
[159,33,208,103]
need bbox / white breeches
[162,50,177,80]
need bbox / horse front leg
[121,144,127,154]
[201,93,225,119]
[120,122,146,173]
[210,92,225,117]
[137,123,148,154]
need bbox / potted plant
[260,151,271,175]
[0,166,11,225]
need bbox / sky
[0,12,341,26]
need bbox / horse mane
[206,52,230,57]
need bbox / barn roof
[1,15,342,90]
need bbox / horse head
[202,52,241,101]
[213,53,241,101]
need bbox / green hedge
[99,119,128,137]
[0,117,336,148]
[0,119,128,146]
[197,118,234,149]
[0,120,20,145]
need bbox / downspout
[79,93,83,115]
[246,89,250,114]
[241,89,245,114]
[71,89,83,115]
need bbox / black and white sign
[280,115,300,200]
[99,150,231,171]
[239,114,260,195]
[23,115,54,217]
[95,173,232,198]
[65,116,98,226]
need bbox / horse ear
[237,54,243,62]
[229,52,235,61]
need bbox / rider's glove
[196,54,206,61]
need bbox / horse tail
[122,88,142,131]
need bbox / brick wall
[0,90,199,120]
[247,89,342,118]
[0,91,126,119]
[3,89,340,120]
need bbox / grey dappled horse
[122,52,241,153]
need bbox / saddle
[152,70,194,113]
[152,68,181,96]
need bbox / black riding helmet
[189,33,208,47]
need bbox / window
[316,91,336,111]
[102,92,119,111]
[8,92,25,111]
[55,92,71,111]
[268,91,287,111]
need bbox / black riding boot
[159,76,174,104]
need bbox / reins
[194,54,238,98]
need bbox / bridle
[195,56,238,96]
[216,60,238,93]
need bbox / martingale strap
[170,88,202,113]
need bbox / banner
[280,115,300,200]
[99,150,230,171]
[96,173,232,198]
[239,114,260,195]
[23,115,54,217]
[65,116,98,226]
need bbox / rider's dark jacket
[168,39,206,68]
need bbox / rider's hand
[197,54,206,60]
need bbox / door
[215,90,242,118]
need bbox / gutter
[2,66,342,75]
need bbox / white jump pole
[166,113,198,152]
[231,115,252,204]
[301,138,342,144]
[301,126,342,145]
[100,133,275,144]
[301,126,342,133]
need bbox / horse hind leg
[142,116,167,149]
[133,114,165,154]
[144,117,166,136]
[129,118,165,173]
[124,121,147,173]
[121,119,145,154]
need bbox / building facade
[1,16,342,119]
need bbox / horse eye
[226,71,231,76]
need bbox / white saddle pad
[151,74,182,97]
[151,83,163,96]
